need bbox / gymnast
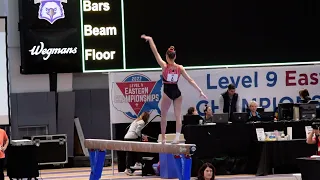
[141,34,207,144]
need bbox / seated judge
[204,105,214,123]
[299,89,311,103]
[247,101,261,122]
[186,107,199,116]
[183,107,203,125]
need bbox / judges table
[256,140,316,176]
[183,120,319,176]
[297,157,320,180]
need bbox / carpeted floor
[4,166,302,180]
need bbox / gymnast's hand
[141,34,152,42]
[200,91,208,100]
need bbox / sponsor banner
[109,65,320,124]
[19,0,80,74]
[20,29,81,74]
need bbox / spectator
[0,128,8,180]
[196,163,216,180]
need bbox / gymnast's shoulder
[177,64,185,70]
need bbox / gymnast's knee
[161,112,167,119]
[160,116,167,122]
[174,112,182,122]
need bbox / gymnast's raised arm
[141,34,166,68]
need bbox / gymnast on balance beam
[141,35,208,144]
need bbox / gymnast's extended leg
[160,94,172,143]
[172,96,182,144]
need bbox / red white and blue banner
[109,65,320,124]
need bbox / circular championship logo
[114,73,163,119]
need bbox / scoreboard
[80,0,320,73]
[19,0,320,74]
[80,0,124,72]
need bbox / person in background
[306,123,320,155]
[299,89,311,103]
[196,163,216,180]
[124,112,150,176]
[204,105,214,123]
[186,107,198,115]
[0,128,8,180]
[183,107,203,126]
[274,107,279,121]
[219,84,241,119]
[153,161,160,176]
[247,101,261,122]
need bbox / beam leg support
[89,149,107,180]
[182,155,192,180]
[174,154,192,180]
[174,155,183,180]
[89,149,96,180]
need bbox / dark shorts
[163,83,181,101]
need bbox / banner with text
[19,0,82,74]
[109,65,320,124]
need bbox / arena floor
[4,166,302,180]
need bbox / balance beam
[85,139,196,180]
[84,139,196,155]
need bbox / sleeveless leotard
[162,64,182,100]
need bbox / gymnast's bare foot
[161,134,166,144]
